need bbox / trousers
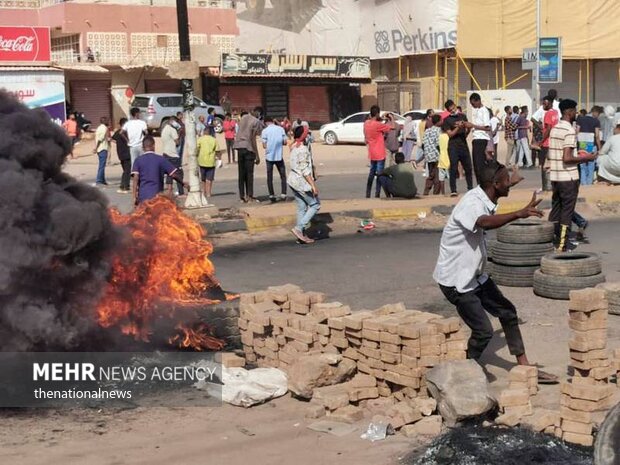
[237,148,256,199]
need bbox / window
[344,113,367,124]
[132,97,150,108]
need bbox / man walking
[122,107,147,167]
[131,135,187,206]
[94,117,111,186]
[421,114,442,195]
[161,117,184,197]
[468,93,492,184]
[547,99,598,251]
[234,107,264,203]
[443,100,473,196]
[540,95,558,191]
[261,116,288,202]
[576,106,602,185]
[434,160,557,383]
[197,129,221,203]
[363,105,392,198]
[112,117,131,193]
[63,112,79,158]
[503,106,517,166]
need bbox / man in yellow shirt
[196,133,221,201]
[437,123,451,195]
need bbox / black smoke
[0,91,118,350]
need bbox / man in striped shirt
[503,105,518,166]
[546,99,598,251]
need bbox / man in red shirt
[540,95,558,191]
[364,105,392,197]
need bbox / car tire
[487,261,538,287]
[197,300,241,349]
[324,131,338,145]
[594,401,620,465]
[488,240,554,266]
[540,252,602,277]
[533,270,606,300]
[496,219,555,244]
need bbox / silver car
[132,93,225,133]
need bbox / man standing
[112,117,131,193]
[94,117,111,186]
[196,129,221,203]
[261,116,288,202]
[379,152,418,199]
[540,95,559,191]
[546,99,598,251]
[385,113,401,167]
[234,107,264,203]
[196,115,206,138]
[443,100,473,197]
[175,112,186,161]
[363,105,392,198]
[122,107,147,167]
[131,135,187,206]
[468,93,492,184]
[434,161,557,383]
[161,118,184,197]
[576,106,602,185]
[63,112,79,158]
[515,106,533,168]
[206,108,216,137]
[503,106,517,166]
[422,114,442,195]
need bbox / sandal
[537,369,559,385]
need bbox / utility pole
[176,0,207,208]
[533,0,541,107]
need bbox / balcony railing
[1,0,235,8]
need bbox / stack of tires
[596,282,620,315]
[533,253,605,300]
[487,220,554,287]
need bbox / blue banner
[538,37,562,83]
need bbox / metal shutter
[264,85,288,120]
[145,79,181,93]
[70,80,112,124]
[219,85,262,113]
[289,86,330,125]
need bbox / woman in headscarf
[597,124,620,185]
[402,115,416,162]
[287,125,320,244]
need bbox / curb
[201,194,618,236]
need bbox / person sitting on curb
[378,152,418,199]
[433,160,558,384]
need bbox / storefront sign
[538,37,562,83]
[221,54,371,79]
[522,47,537,71]
[0,69,66,123]
[0,27,51,63]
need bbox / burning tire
[532,270,606,300]
[540,252,602,277]
[487,261,539,288]
[489,240,554,266]
[198,300,241,349]
[496,219,555,244]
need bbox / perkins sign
[0,27,51,63]
[373,28,457,56]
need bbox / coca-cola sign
[0,27,51,63]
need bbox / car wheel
[214,117,223,133]
[324,131,338,145]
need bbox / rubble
[287,353,356,398]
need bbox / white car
[319,111,405,145]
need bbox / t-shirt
[261,124,287,162]
[131,152,177,203]
[95,124,110,152]
[422,126,441,163]
[160,124,179,157]
[363,119,391,161]
[206,114,215,136]
[517,115,529,140]
[223,120,237,139]
[234,114,263,153]
[438,133,450,170]
[196,121,206,137]
[576,115,600,134]
[471,107,491,140]
[490,116,500,145]
[444,113,468,148]
[385,125,401,153]
[382,163,417,198]
[548,120,579,182]
[122,119,148,148]
[112,130,130,161]
[197,135,218,168]
[63,119,77,137]
[542,110,559,148]
[433,186,496,292]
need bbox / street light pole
[176,0,206,208]
[534,0,541,106]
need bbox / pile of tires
[596,282,620,315]
[533,252,605,300]
[487,219,554,287]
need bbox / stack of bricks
[237,285,468,402]
[613,349,620,382]
[558,288,616,447]
[497,365,538,421]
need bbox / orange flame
[169,323,225,351]
[97,196,225,349]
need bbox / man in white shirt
[466,93,491,185]
[122,107,148,167]
[433,161,558,383]
[160,117,184,196]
